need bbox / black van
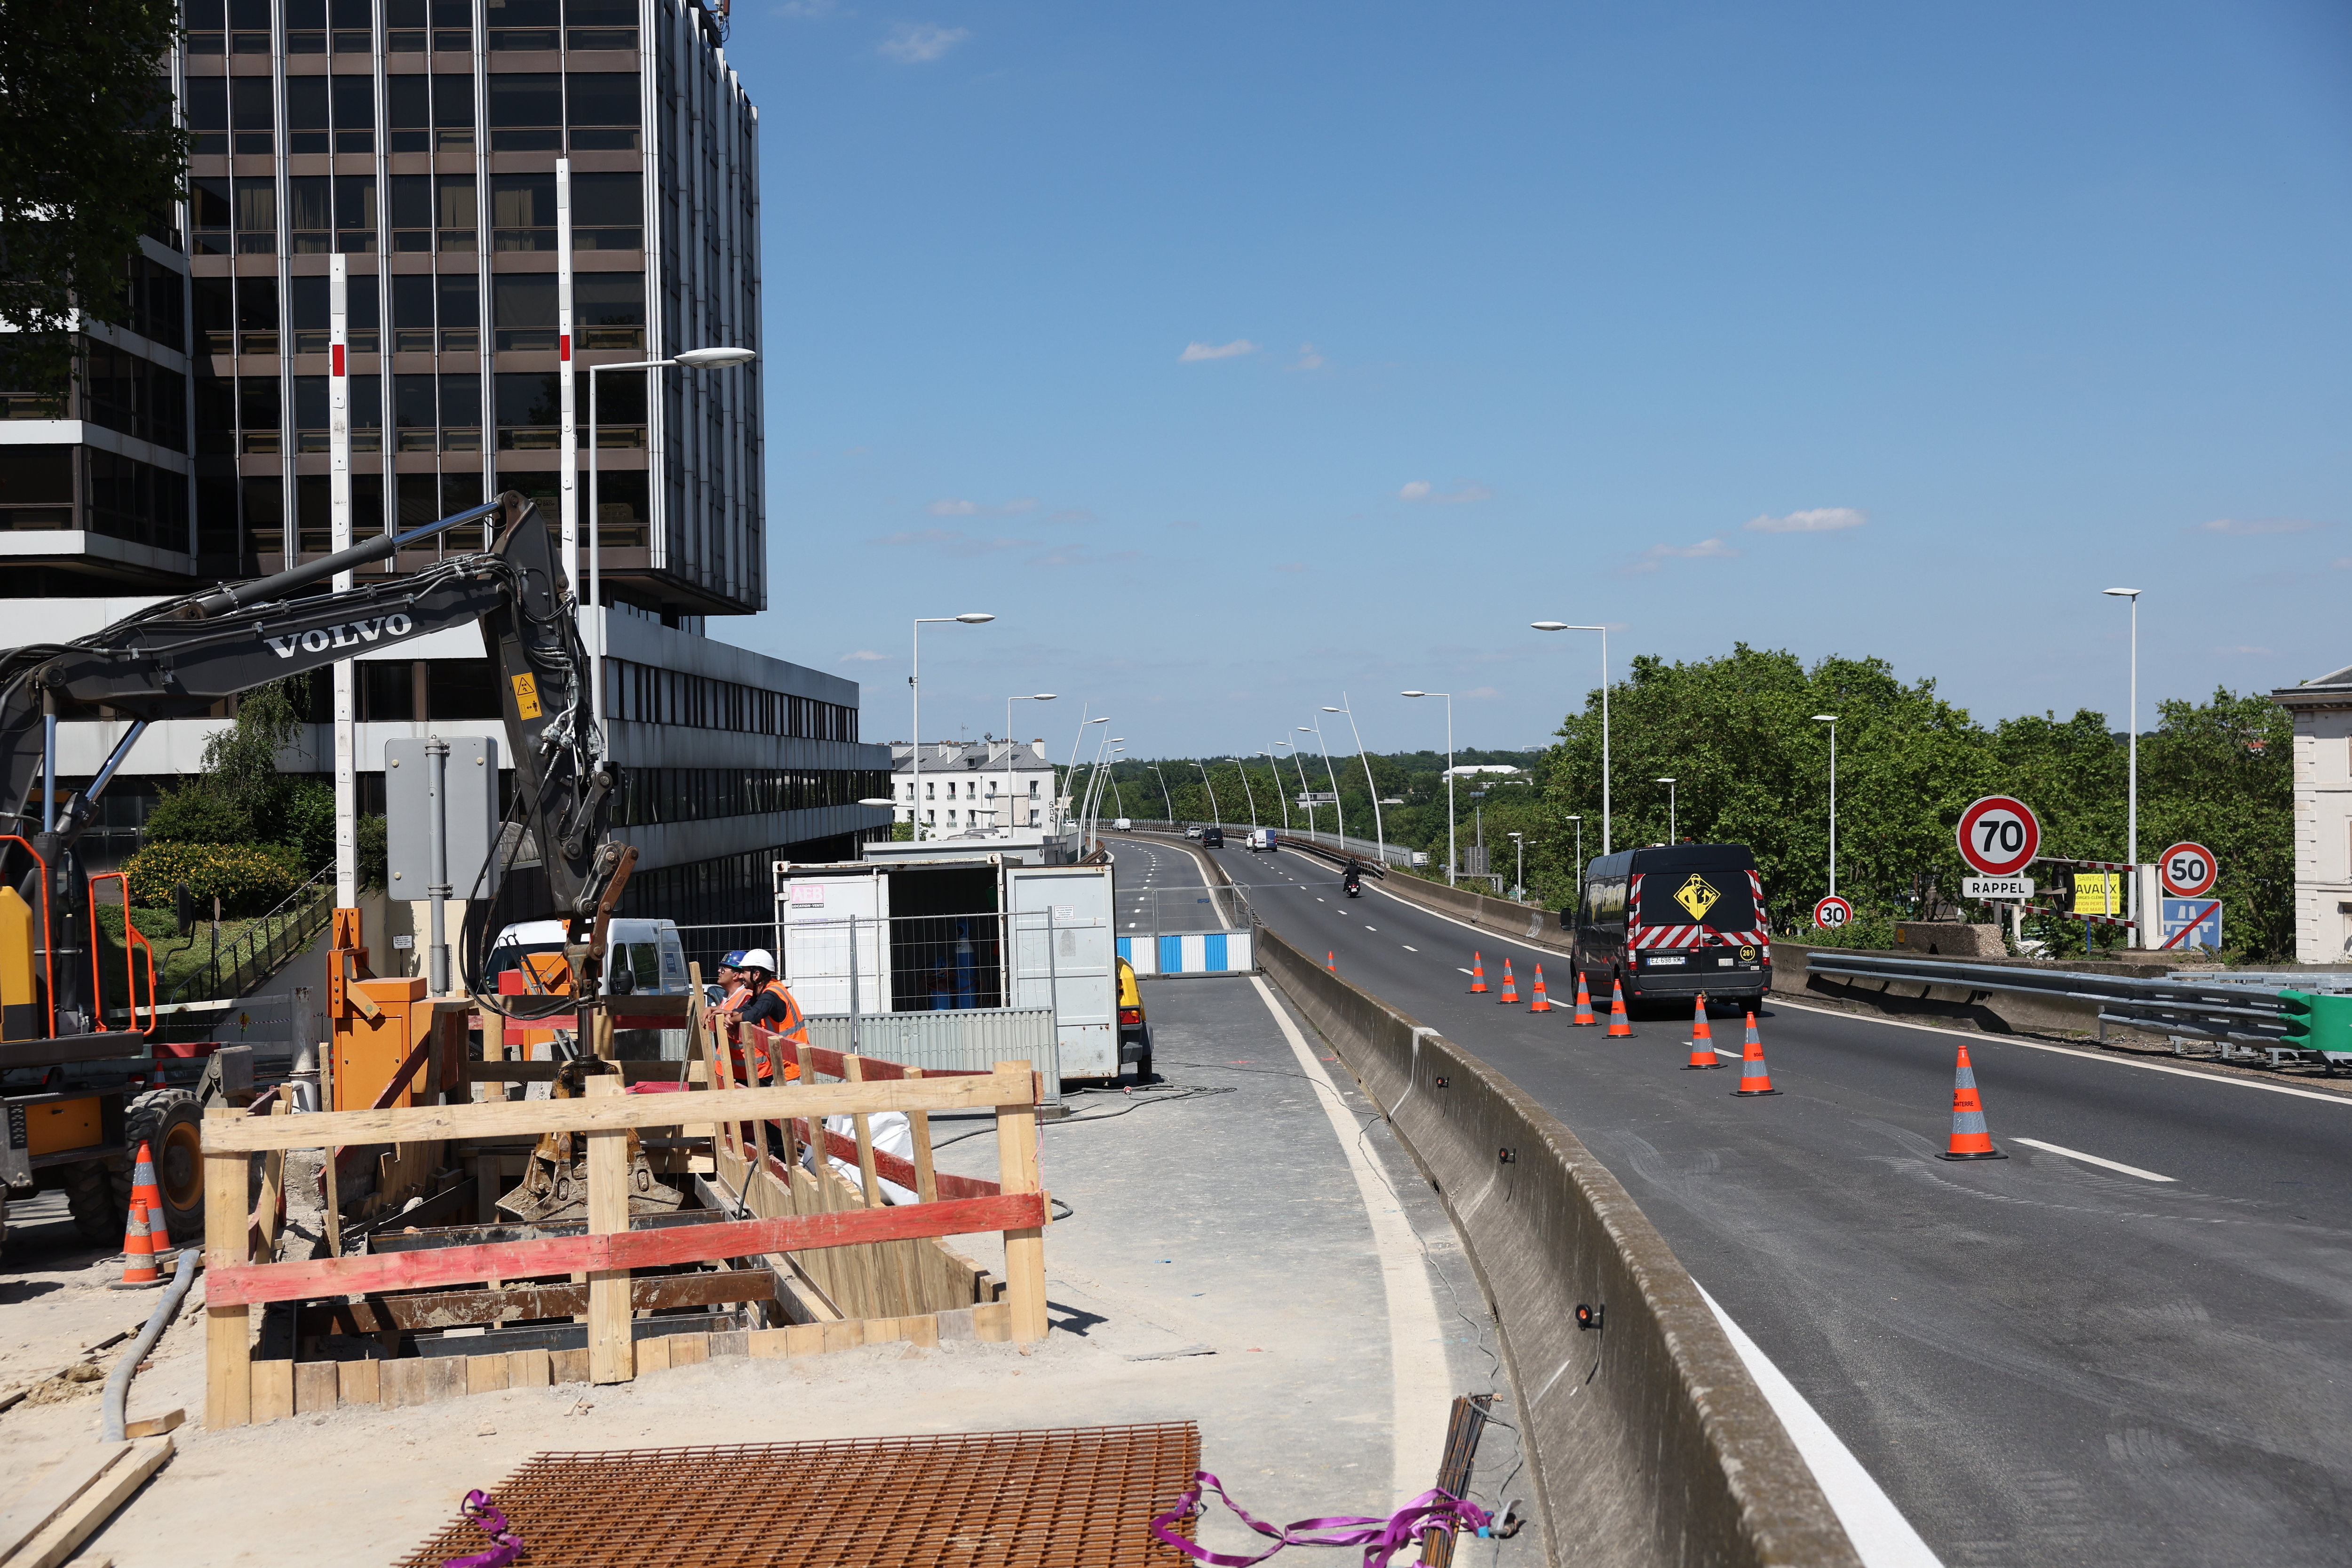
[1569,843,1771,1009]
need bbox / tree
[0,0,189,396]
[144,677,353,881]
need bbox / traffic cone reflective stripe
[1530,966,1551,1012]
[1938,1042,2007,1160]
[111,1201,161,1289]
[130,1140,164,1233]
[1732,1012,1780,1096]
[1327,952,1336,973]
[1683,995,1721,1069]
[1470,953,1486,994]
[1572,974,1595,1027]
[1606,979,1633,1037]
[1499,960,1519,1005]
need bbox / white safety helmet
[738,948,776,972]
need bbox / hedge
[121,841,302,917]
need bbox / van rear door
[1630,856,1763,947]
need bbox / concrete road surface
[1142,834,2352,1568]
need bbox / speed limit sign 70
[1814,895,1852,930]
[1956,796,2041,878]
[2158,842,2217,898]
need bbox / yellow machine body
[0,884,38,1042]
[23,1097,103,1156]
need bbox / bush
[142,783,252,845]
[121,841,301,917]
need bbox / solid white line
[1456,968,1475,976]
[1248,976,1450,1509]
[1365,925,1378,931]
[1694,1281,1945,1568]
[1362,879,1571,961]
[1401,946,1417,953]
[2009,1137,2176,1183]
[1770,996,2352,1108]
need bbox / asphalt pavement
[1154,836,2352,1568]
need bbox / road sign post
[1813,895,1852,931]
[1956,796,2041,878]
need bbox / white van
[486,918,690,996]
[1248,828,1277,852]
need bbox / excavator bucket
[495,1060,683,1226]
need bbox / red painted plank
[791,1127,999,1202]
[206,1192,1047,1307]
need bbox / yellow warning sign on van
[510,672,543,720]
[1674,874,1720,921]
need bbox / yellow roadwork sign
[1674,874,1720,921]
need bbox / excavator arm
[0,492,626,1037]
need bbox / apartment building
[890,740,1057,834]
[2273,662,2352,964]
[0,0,890,953]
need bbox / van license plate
[1647,955,1685,967]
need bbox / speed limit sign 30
[2158,842,2217,898]
[1956,796,2041,878]
[1814,895,1853,930]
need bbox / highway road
[1110,833,2352,1568]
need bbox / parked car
[1117,956,1151,1080]
[1202,826,1224,847]
[1248,828,1277,852]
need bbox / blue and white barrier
[1119,930,1255,976]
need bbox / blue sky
[717,1,2352,758]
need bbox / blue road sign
[2160,897,2223,951]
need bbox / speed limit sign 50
[2158,842,2217,898]
[1814,895,1853,929]
[1956,796,2041,878]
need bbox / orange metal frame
[0,835,56,1041]
[86,871,155,1036]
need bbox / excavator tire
[120,1089,205,1245]
[64,1159,121,1247]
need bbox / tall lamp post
[1278,740,1316,837]
[1149,764,1175,823]
[1325,696,1384,866]
[1058,712,1107,833]
[1402,690,1454,885]
[909,612,994,840]
[1531,621,1611,855]
[1300,720,1345,843]
[1564,814,1583,901]
[2104,587,2142,942]
[1508,831,1525,901]
[1193,760,1221,828]
[588,346,756,726]
[1656,778,1677,842]
[1229,758,1259,826]
[1004,692,1054,827]
[1257,755,1290,829]
[1812,715,1839,898]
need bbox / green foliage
[120,841,301,916]
[142,679,356,879]
[141,785,253,845]
[0,0,190,395]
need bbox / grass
[92,903,326,1004]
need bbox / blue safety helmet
[721,950,747,969]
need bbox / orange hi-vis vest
[720,979,806,1082]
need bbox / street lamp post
[1656,778,1677,842]
[1403,690,1454,886]
[1058,712,1106,833]
[1149,764,1175,823]
[1257,755,1290,829]
[1812,715,1839,898]
[1300,720,1345,843]
[1229,759,1258,826]
[1325,696,1384,866]
[1278,740,1316,837]
[1194,759,1221,828]
[2104,587,2142,943]
[1508,831,1524,901]
[1565,815,1583,900]
[1531,622,1611,854]
[909,612,995,841]
[587,347,755,727]
[1005,692,1054,828]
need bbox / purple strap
[1151,1471,1493,1568]
[443,1490,524,1568]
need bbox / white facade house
[2273,665,2352,963]
[891,740,1055,833]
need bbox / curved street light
[1532,622,1611,855]
[908,612,994,840]
[1403,690,1454,885]
[1325,697,1384,867]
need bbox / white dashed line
[2010,1138,2176,1183]
[1401,945,1416,953]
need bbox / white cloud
[840,649,890,662]
[1398,480,1494,505]
[1179,339,1257,362]
[1625,537,1740,574]
[879,22,967,62]
[2196,517,2322,535]
[1746,507,1867,533]
[1293,343,1325,370]
[926,497,1037,517]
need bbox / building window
[390,174,433,253]
[287,75,330,154]
[440,372,482,451]
[485,0,559,50]
[490,174,556,252]
[925,782,936,799]
[435,70,474,151]
[493,371,557,449]
[571,172,642,251]
[332,71,375,152]
[84,450,188,553]
[394,373,437,451]
[575,272,644,351]
[386,0,426,51]
[438,174,479,252]
[1029,780,1040,797]
[81,341,187,452]
[237,275,278,357]
[487,73,562,152]
[593,469,647,547]
[234,176,276,255]
[392,274,436,354]
[294,374,328,453]
[432,0,473,54]
[191,178,231,255]
[285,0,326,53]
[492,273,556,352]
[186,76,227,156]
[566,72,640,151]
[229,0,270,53]
[566,0,637,51]
[333,0,372,57]
[336,174,378,253]
[230,73,273,155]
[288,176,333,255]
[239,379,281,454]
[388,74,430,153]
[242,473,283,561]
[0,447,75,531]
[186,0,226,53]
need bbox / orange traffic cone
[129,1140,164,1235]
[1327,952,1336,973]
[1529,966,1551,1012]
[1731,1013,1779,1095]
[1469,953,1486,994]
[1499,959,1519,1005]
[1572,973,1595,1027]
[111,1201,161,1290]
[1606,979,1633,1037]
[1683,995,1721,1069]
[1938,1042,2007,1160]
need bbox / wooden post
[906,1067,938,1205]
[994,1063,1049,1344]
[583,1076,634,1383]
[746,1026,772,1174]
[203,1109,252,1428]
[707,1008,738,1160]
[589,995,614,1062]
[845,1057,917,1314]
[256,1100,288,1262]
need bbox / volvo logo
[263,613,415,659]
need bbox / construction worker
[722,948,806,1084]
[707,949,747,1009]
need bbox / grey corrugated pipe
[103,1249,201,1443]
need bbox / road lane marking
[1401,945,1417,953]
[1770,997,2352,1108]
[1365,925,1377,931]
[1247,977,1450,1508]
[1695,1282,1945,1568]
[2009,1138,2176,1182]
[1457,968,1474,976]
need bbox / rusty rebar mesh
[397,1423,1202,1568]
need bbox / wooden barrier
[201,1060,1047,1430]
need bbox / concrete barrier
[1774,938,2198,1041]
[1281,839,1584,958]
[1257,924,1858,1568]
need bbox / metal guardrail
[804,1007,1062,1106]
[165,866,335,1006]
[1804,950,2352,1069]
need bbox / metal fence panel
[804,1007,1061,1106]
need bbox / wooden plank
[708,1330,748,1359]
[906,1067,940,1205]
[337,1360,380,1407]
[5,1438,172,1568]
[549,1348,589,1385]
[466,1355,509,1395]
[818,1320,863,1355]
[668,1333,709,1368]
[202,1067,1033,1152]
[746,1328,791,1359]
[583,1077,633,1385]
[0,1446,132,1562]
[784,1322,827,1357]
[994,1067,1050,1345]
[295,1270,773,1334]
[842,1058,896,1316]
[202,1111,251,1431]
[294,1363,338,1415]
[124,1408,186,1440]
[506,1348,551,1388]
[377,1360,413,1408]
[902,1314,941,1349]
[860,1317,906,1348]
[248,1360,294,1424]
[634,1335,673,1374]
[254,1101,288,1262]
[974,1301,1013,1342]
